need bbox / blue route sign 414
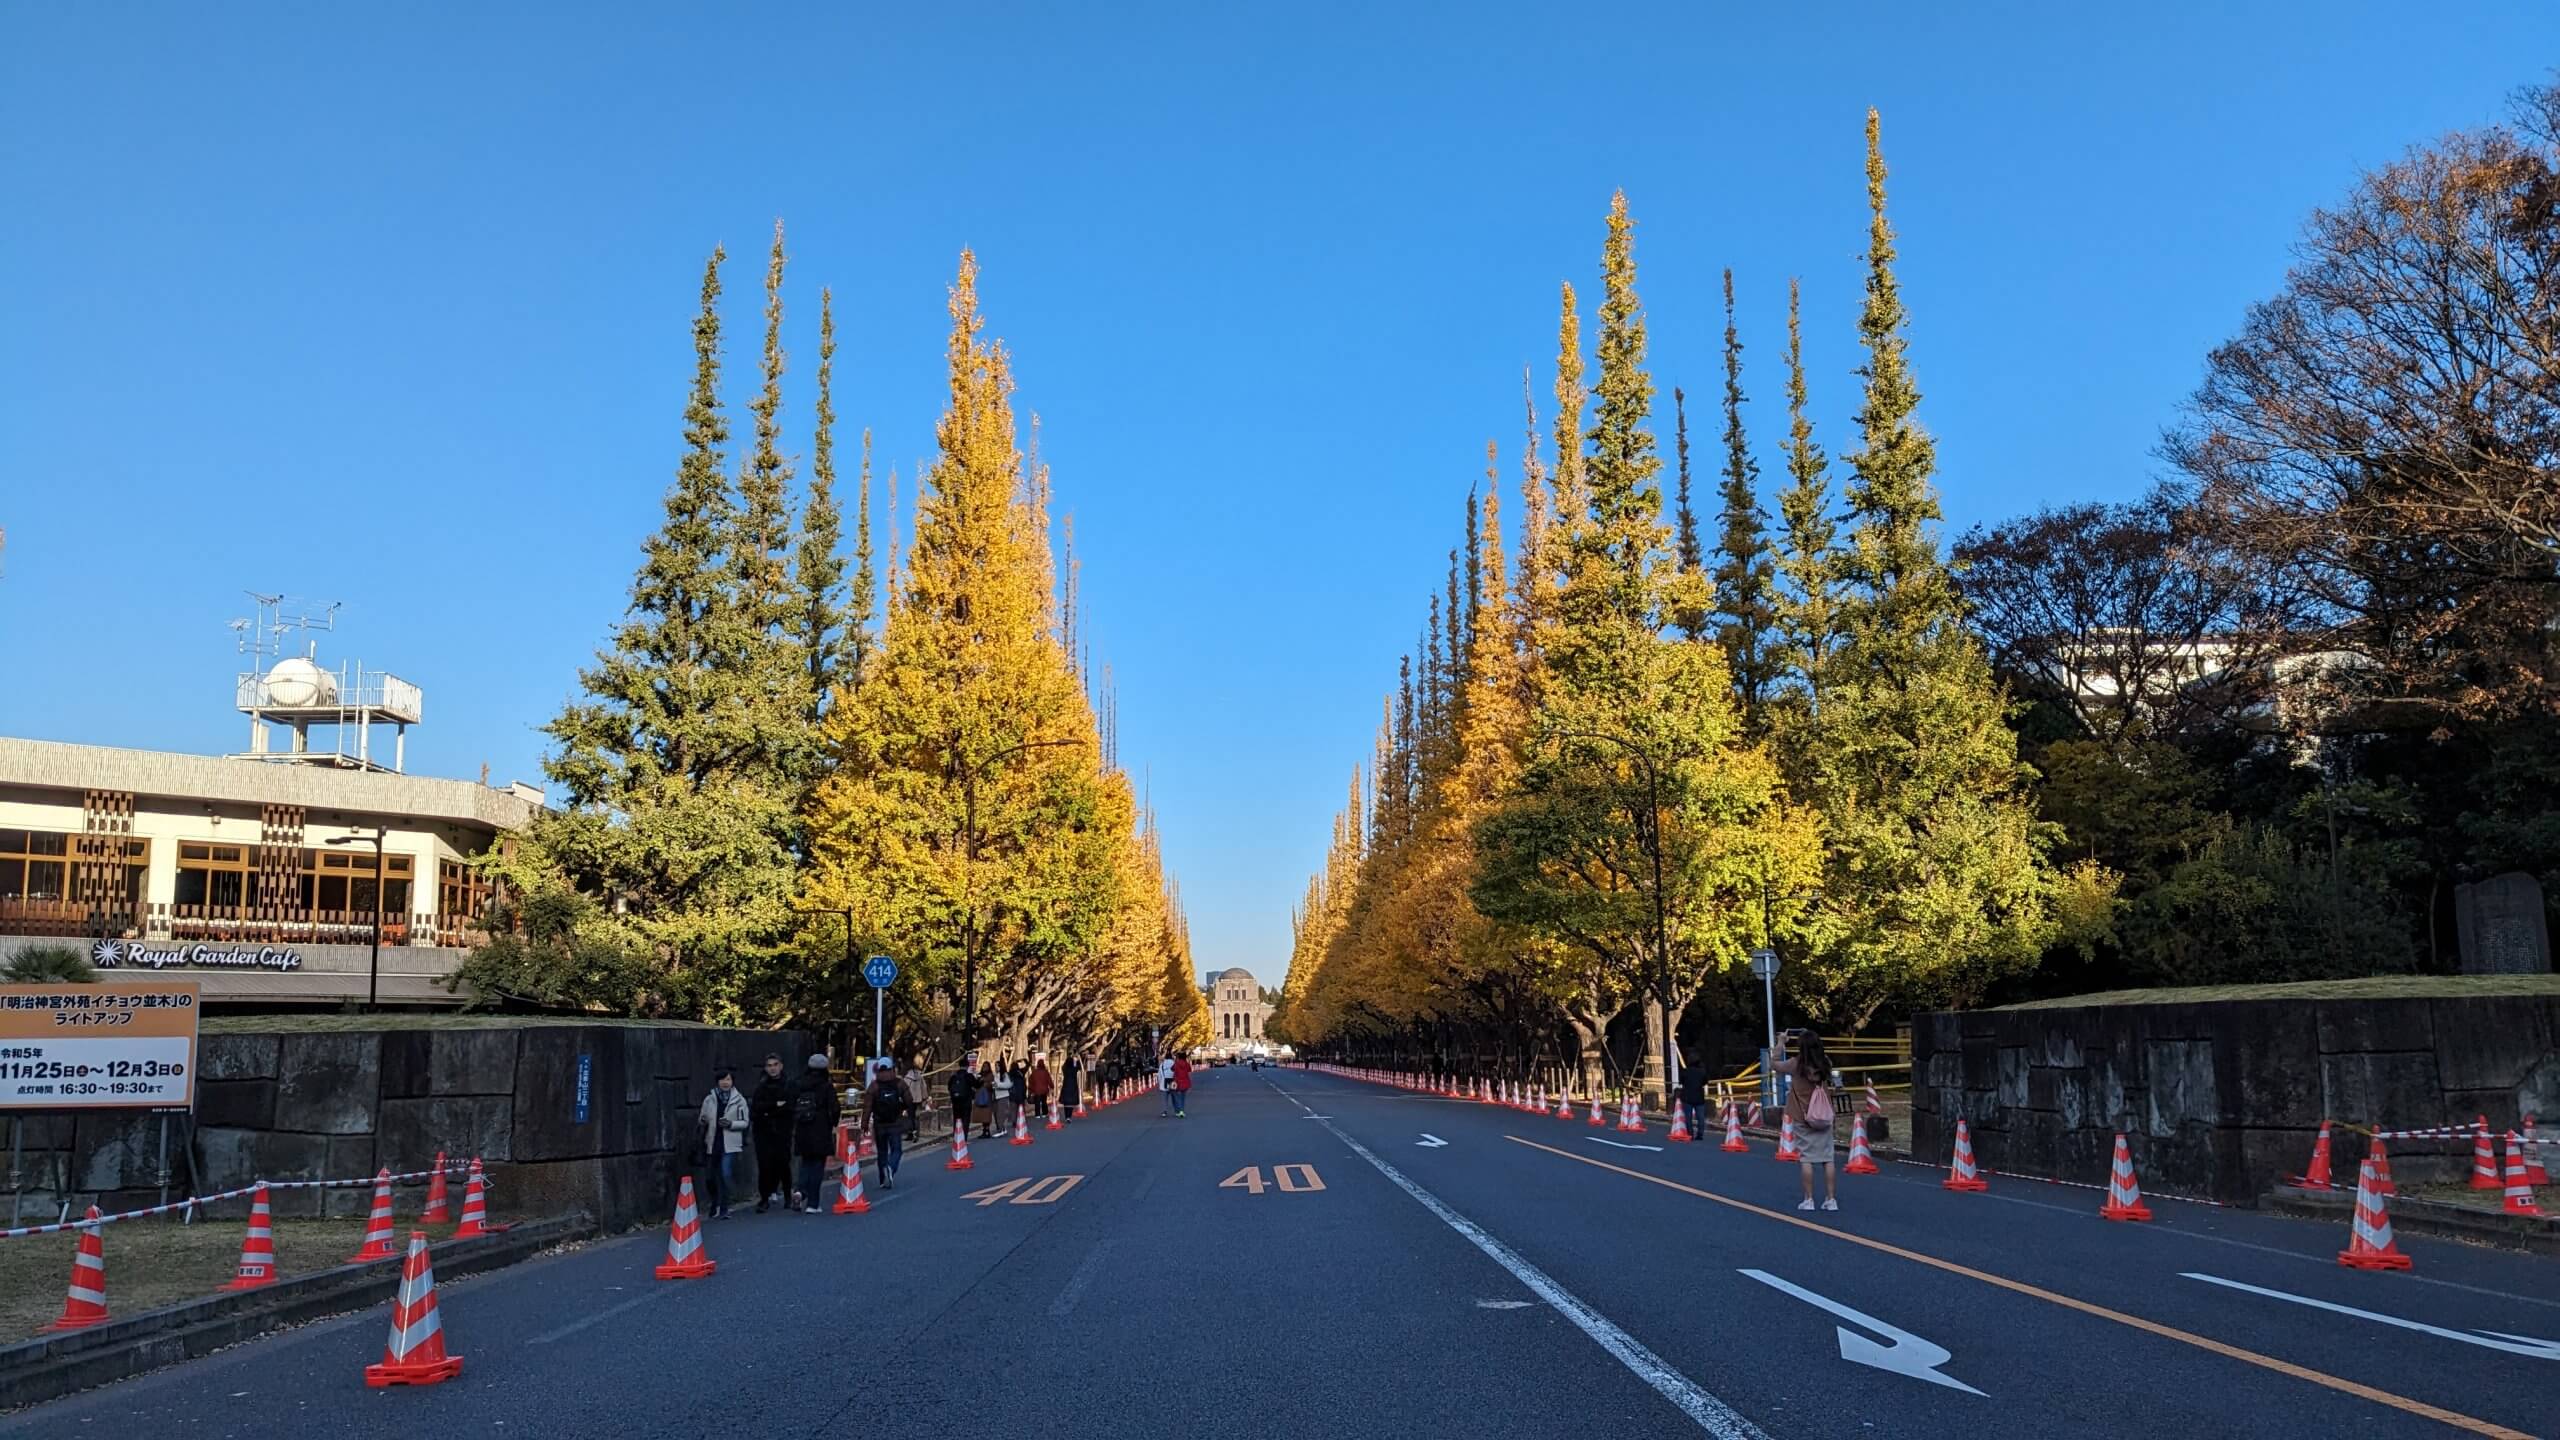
[863,955,898,990]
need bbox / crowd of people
[691,1047,1200,1216]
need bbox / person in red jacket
[1171,1054,1193,1117]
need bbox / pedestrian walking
[902,1058,929,1142]
[791,1053,841,1213]
[972,1059,998,1138]
[992,1063,1017,1135]
[869,1062,911,1188]
[1171,1053,1193,1116]
[1008,1056,1030,1124]
[695,1067,749,1218]
[1157,1053,1177,1115]
[948,1054,983,1142]
[1061,1054,1083,1123]
[1779,1030,1840,1212]
[1677,1053,1708,1142]
[1028,1054,1055,1122]
[749,1052,794,1213]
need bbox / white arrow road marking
[1418,1134,1448,1147]
[1585,1136,1664,1152]
[1739,1269,1985,1395]
[2183,1273,2560,1361]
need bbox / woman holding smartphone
[1779,1030,1841,1212]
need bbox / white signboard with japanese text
[0,982,201,1110]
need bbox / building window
[436,858,486,923]
[175,842,253,908]
[0,828,72,903]
[299,848,415,916]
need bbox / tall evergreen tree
[1773,277,1840,712]
[1712,268,1779,732]
[1672,387,1703,614]
[849,430,877,683]
[1793,111,2057,1020]
[797,287,852,719]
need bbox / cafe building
[0,650,541,1006]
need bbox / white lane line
[1311,1114,1769,1439]
[2182,1273,2560,1361]
[530,1286,669,1344]
[1050,1239,1116,1318]
[1586,1136,1664,1152]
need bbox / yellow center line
[1504,1135,2530,1440]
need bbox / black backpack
[792,1085,820,1125]
[872,1082,907,1125]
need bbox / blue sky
[2,6,2548,989]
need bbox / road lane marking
[1316,1118,1770,1438]
[529,1287,669,1344]
[1586,1136,1663,1152]
[1477,1298,1534,1309]
[2182,1273,2560,1361]
[1507,1136,2531,1440]
[1418,1134,1447,1147]
[1049,1240,1115,1317]
[1740,1269,1984,1395]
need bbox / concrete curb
[2264,1184,2560,1257]
[0,1212,593,1411]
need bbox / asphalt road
[9,1067,2554,1438]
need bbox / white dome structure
[263,656,339,708]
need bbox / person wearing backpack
[791,1053,841,1213]
[868,1062,911,1188]
[1780,1030,1840,1212]
[749,1053,795,1213]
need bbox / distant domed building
[1207,966,1273,1043]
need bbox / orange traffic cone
[655,1176,716,1279]
[224,1183,278,1290]
[2469,1116,2500,1190]
[420,1151,452,1223]
[2295,1121,2335,1190]
[1555,1090,1573,1121]
[1667,1104,1692,1143]
[946,1121,975,1171]
[1046,1101,1064,1132]
[363,1232,464,1386]
[45,1207,109,1331]
[833,1128,870,1214]
[2366,1135,2395,1198]
[2099,1133,2153,1221]
[2525,1115,2551,1187]
[1533,1085,1546,1115]
[1844,1114,1880,1175]
[1620,1095,1645,1133]
[452,1159,491,1239]
[2502,1134,2541,1217]
[1721,1102,1748,1153]
[348,1169,401,1262]
[2337,1157,2411,1271]
[1774,1114,1802,1162]
[1588,1096,1605,1127]
[1012,1104,1035,1146]
[1942,1119,1988,1192]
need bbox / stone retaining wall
[1910,995,2560,1205]
[6,1022,811,1230]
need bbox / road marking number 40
[1220,1165,1325,1194]
[961,1175,1084,1207]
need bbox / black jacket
[750,1074,794,1141]
[791,1072,841,1158]
[1062,1058,1083,1108]
[869,1076,911,1127]
[946,1069,978,1113]
[1678,1068,1708,1106]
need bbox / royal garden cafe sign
[0,981,200,1111]
[91,939,301,972]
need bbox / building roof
[0,737,540,831]
[1214,966,1255,981]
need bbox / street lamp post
[1541,728,1677,1110]
[954,738,1086,1044]
[791,904,858,1057]
[1756,876,1820,1109]
[324,828,389,1010]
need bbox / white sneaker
[1797,1198,1816,1211]
[1821,1199,1839,1212]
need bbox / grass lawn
[200,1012,731,1034]
[0,1216,391,1339]
[1995,973,2560,1011]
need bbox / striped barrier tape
[0,1162,478,1240]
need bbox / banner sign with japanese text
[0,982,201,1110]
